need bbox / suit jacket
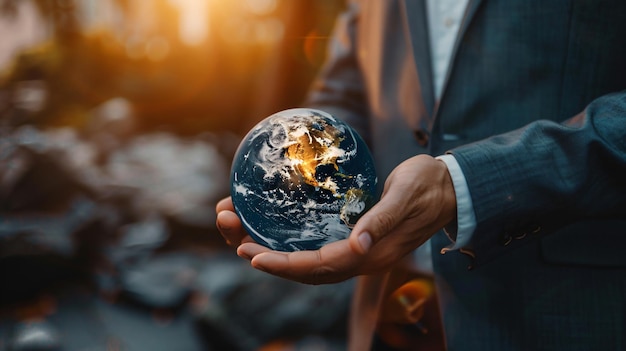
[307,0,626,350]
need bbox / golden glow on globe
[284,119,344,194]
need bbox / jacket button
[413,129,430,146]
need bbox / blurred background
[0,1,352,350]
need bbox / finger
[216,196,234,212]
[237,242,271,260]
[216,210,247,246]
[249,239,361,284]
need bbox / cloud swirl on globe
[230,108,378,251]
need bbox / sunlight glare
[168,0,209,46]
[146,37,170,61]
[244,0,278,16]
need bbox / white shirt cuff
[436,154,477,252]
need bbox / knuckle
[373,210,397,234]
[310,266,334,285]
[308,265,349,285]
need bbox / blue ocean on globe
[230,108,378,251]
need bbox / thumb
[349,193,405,254]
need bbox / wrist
[437,158,458,227]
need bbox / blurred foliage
[0,0,345,136]
[2,28,221,131]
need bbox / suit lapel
[402,0,435,117]
[436,0,484,110]
[457,0,485,46]
[402,0,485,117]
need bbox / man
[217,0,626,349]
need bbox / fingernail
[250,258,267,272]
[218,222,230,232]
[237,249,251,260]
[358,232,372,253]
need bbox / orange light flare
[302,29,331,67]
[376,278,436,349]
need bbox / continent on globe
[230,108,378,252]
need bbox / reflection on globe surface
[231,108,378,251]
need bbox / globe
[230,108,378,252]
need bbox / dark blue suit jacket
[307,0,626,349]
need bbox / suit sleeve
[449,91,626,265]
[304,1,371,144]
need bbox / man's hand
[216,154,457,284]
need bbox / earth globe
[230,108,378,252]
